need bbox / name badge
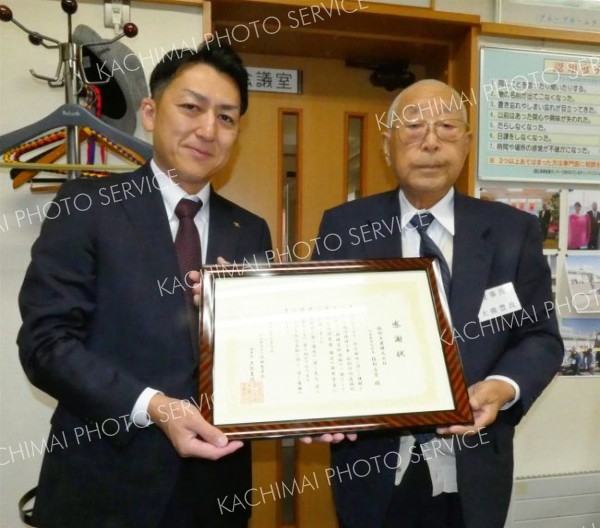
[478,282,522,322]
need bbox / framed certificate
[199,258,472,439]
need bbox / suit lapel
[119,166,177,272]
[364,189,403,259]
[450,194,494,325]
[119,165,194,355]
[206,190,242,264]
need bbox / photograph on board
[559,317,600,376]
[480,187,560,249]
[567,190,600,250]
[564,255,600,314]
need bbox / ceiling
[211,1,478,71]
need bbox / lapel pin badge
[233,221,241,228]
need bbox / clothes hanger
[7,85,110,182]
[5,128,75,183]
[0,103,152,163]
[0,1,152,182]
[7,127,145,189]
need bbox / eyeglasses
[391,119,469,144]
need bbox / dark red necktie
[174,198,202,335]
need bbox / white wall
[435,0,496,21]
[0,1,202,526]
[514,378,600,478]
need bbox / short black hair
[149,42,249,115]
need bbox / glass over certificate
[199,259,472,439]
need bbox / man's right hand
[148,393,243,460]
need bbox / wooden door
[212,53,395,254]
[211,53,394,528]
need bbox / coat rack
[0,0,152,187]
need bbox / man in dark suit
[314,80,563,528]
[587,201,599,249]
[538,201,551,241]
[18,44,271,528]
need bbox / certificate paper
[199,259,472,438]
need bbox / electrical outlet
[103,0,131,30]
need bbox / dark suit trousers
[340,444,465,528]
[157,459,248,528]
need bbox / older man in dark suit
[18,44,271,528]
[315,80,563,528]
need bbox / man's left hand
[436,379,516,435]
[190,269,202,307]
[191,257,229,307]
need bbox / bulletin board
[478,47,600,184]
[477,43,600,480]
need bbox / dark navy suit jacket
[315,189,563,528]
[18,165,272,528]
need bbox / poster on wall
[479,47,600,184]
[558,318,600,376]
[480,187,560,250]
[564,255,600,314]
[497,0,600,33]
[567,190,600,251]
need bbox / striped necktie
[409,211,451,444]
[409,212,451,299]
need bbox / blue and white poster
[479,47,600,184]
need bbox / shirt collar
[398,187,455,236]
[151,159,211,219]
